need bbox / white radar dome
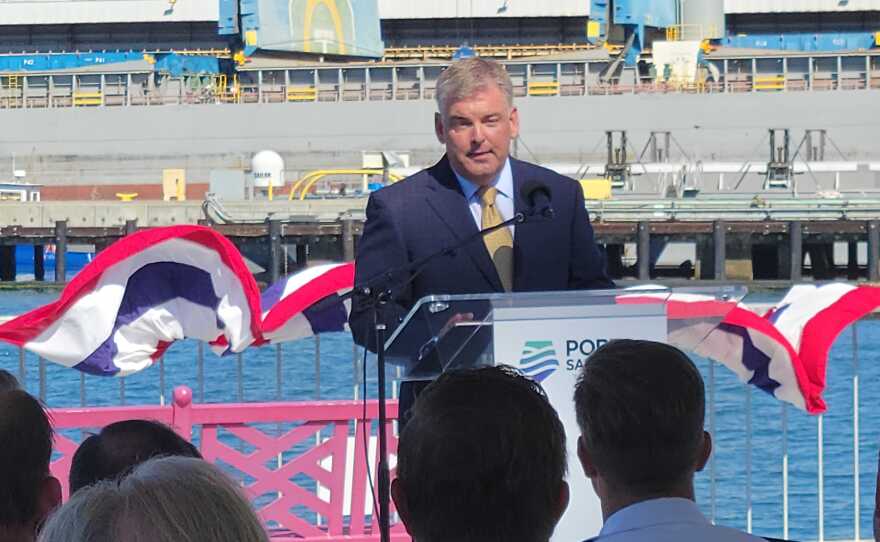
[251,150,285,188]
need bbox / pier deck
[0,198,878,283]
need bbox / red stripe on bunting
[722,306,825,414]
[797,286,880,404]
[261,263,355,333]
[0,226,263,346]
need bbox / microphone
[520,180,554,220]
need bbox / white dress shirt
[452,158,515,238]
[586,498,765,542]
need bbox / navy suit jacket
[349,155,614,351]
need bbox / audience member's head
[574,339,711,517]
[0,369,21,392]
[69,419,201,493]
[0,390,62,542]
[393,365,568,542]
[39,456,269,542]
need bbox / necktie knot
[478,186,498,207]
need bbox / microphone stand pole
[346,211,528,542]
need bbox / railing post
[197,341,205,401]
[236,352,244,402]
[39,357,46,401]
[171,385,193,441]
[818,414,825,542]
[746,385,753,533]
[314,335,321,399]
[709,358,716,523]
[54,220,68,283]
[18,347,25,384]
[782,403,789,539]
[853,323,861,542]
[276,343,283,400]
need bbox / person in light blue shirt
[573,340,765,542]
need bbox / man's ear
[434,112,446,144]
[37,475,62,524]
[554,480,570,525]
[509,106,520,139]
[695,431,713,472]
[577,435,599,479]
[391,478,414,536]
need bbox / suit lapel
[425,156,504,292]
[511,158,543,291]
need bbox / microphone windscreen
[519,180,552,205]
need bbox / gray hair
[435,57,514,116]
[39,456,269,542]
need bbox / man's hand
[438,312,475,338]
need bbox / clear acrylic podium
[384,285,748,542]
[384,285,748,379]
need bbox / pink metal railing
[48,386,409,542]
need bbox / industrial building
[0,0,878,203]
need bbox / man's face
[435,83,519,186]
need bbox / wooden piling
[713,220,726,281]
[637,222,650,280]
[789,221,802,281]
[0,246,14,281]
[54,220,68,283]
[33,245,45,281]
[342,219,356,262]
[296,244,309,270]
[869,220,880,282]
[268,219,282,284]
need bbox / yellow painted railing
[754,75,785,91]
[73,91,103,106]
[287,86,317,102]
[527,81,560,96]
[383,42,596,61]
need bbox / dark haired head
[393,365,568,542]
[0,390,61,535]
[574,339,709,498]
[69,419,201,493]
[0,369,21,393]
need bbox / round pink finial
[173,386,192,407]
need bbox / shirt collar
[599,498,709,537]
[452,158,513,203]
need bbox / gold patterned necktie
[478,186,514,292]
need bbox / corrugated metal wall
[685,0,725,39]
[725,0,880,14]
[0,0,218,26]
[377,0,590,19]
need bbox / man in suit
[350,57,613,417]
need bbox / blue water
[0,289,877,541]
